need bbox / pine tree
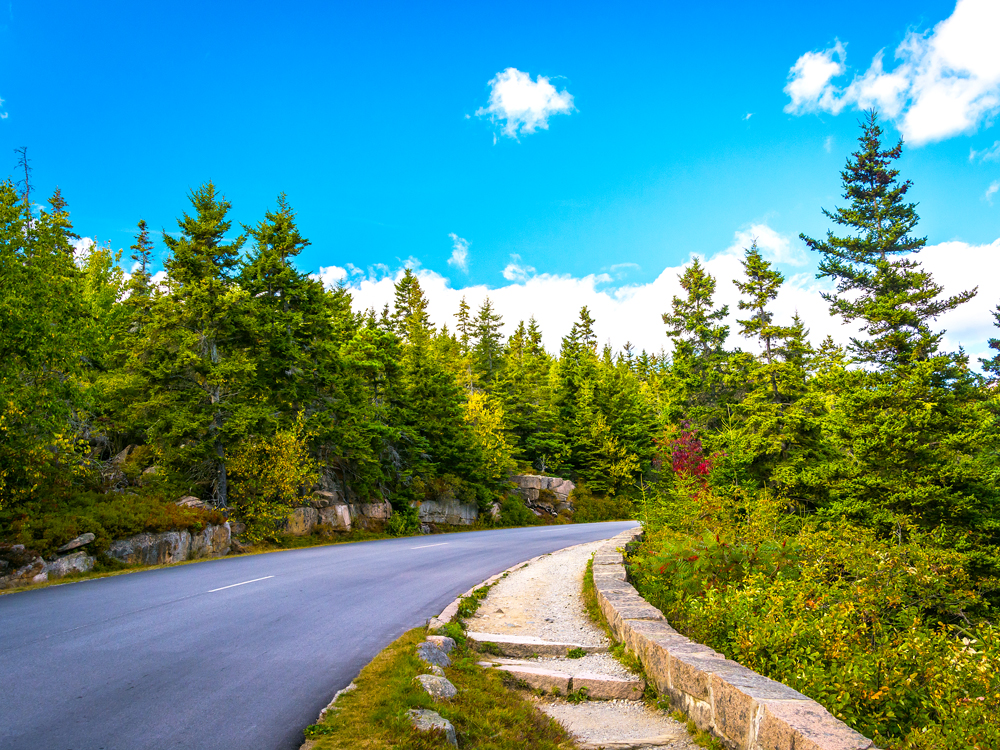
[472,296,504,390]
[137,183,252,507]
[734,241,790,402]
[980,304,1000,380]
[661,258,731,428]
[801,110,975,368]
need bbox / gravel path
[465,541,608,647]
[468,539,700,749]
[538,700,697,748]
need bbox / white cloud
[315,265,348,288]
[447,233,469,272]
[824,135,835,153]
[502,254,536,282]
[784,42,847,114]
[985,180,1000,203]
[970,140,1000,161]
[317,224,999,369]
[744,113,753,120]
[72,237,95,267]
[476,68,575,139]
[784,0,1000,145]
[0,95,7,119]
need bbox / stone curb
[427,540,600,632]
[466,631,608,657]
[480,662,645,700]
[593,528,880,750]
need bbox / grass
[303,625,577,749]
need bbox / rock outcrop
[44,550,95,579]
[0,545,48,590]
[106,523,231,565]
[284,498,392,536]
[511,474,575,516]
[411,497,478,526]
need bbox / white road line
[208,576,274,593]
[411,543,449,549]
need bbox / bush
[571,483,635,523]
[629,508,1000,748]
[497,495,541,527]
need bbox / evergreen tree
[661,258,731,428]
[136,183,252,507]
[980,304,1000,380]
[800,110,975,368]
[472,296,504,391]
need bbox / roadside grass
[303,626,575,750]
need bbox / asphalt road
[0,521,637,750]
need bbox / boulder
[407,709,457,746]
[318,503,351,531]
[426,635,456,654]
[349,501,391,530]
[106,530,191,566]
[44,551,95,579]
[190,522,231,558]
[415,674,458,700]
[175,496,211,510]
[0,545,48,589]
[57,532,95,553]
[412,498,478,526]
[416,640,452,668]
[287,507,319,536]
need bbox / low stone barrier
[106,523,231,566]
[593,528,879,750]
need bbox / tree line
[1,112,998,559]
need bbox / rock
[412,498,478,526]
[349,501,391,530]
[44,551,95,579]
[107,530,191,566]
[190,522,231,558]
[318,503,351,531]
[309,490,343,508]
[229,521,246,538]
[287,506,319,536]
[415,674,458,700]
[57,532,96,553]
[425,635,456,654]
[429,665,445,677]
[416,640,452,668]
[489,502,501,520]
[0,545,47,589]
[406,709,457,746]
[419,523,431,534]
[175,496,211,510]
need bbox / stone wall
[592,528,879,750]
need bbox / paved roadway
[0,521,637,750]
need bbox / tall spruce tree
[137,182,251,507]
[801,110,975,368]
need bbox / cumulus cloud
[317,224,999,369]
[784,0,1000,145]
[447,233,469,272]
[985,180,1000,203]
[502,254,536,282]
[476,67,575,139]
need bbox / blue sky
[3,0,999,358]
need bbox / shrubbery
[630,481,1000,748]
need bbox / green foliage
[2,489,223,558]
[570,483,635,523]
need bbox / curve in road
[1,520,637,750]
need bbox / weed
[566,647,586,659]
[564,686,590,703]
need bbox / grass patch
[303,627,576,749]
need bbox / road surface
[0,521,637,750]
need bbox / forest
[1,113,998,747]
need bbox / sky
[2,0,999,362]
